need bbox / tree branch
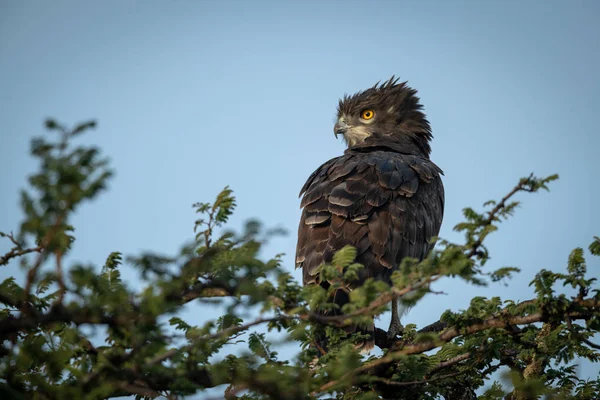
[0,232,42,267]
[314,299,599,395]
[466,173,537,260]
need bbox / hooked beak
[334,118,349,138]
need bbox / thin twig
[55,251,66,303]
[0,232,42,266]
[145,315,292,367]
[566,315,600,350]
[372,369,465,387]
[431,352,472,372]
[466,173,535,259]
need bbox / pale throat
[343,126,371,147]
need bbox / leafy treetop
[0,120,598,400]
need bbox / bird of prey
[295,77,444,352]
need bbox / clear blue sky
[1,0,599,385]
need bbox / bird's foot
[386,322,404,340]
[388,300,404,341]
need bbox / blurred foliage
[0,120,598,399]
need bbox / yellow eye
[361,109,375,120]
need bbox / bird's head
[334,76,432,156]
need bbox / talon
[387,324,404,340]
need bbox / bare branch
[0,232,42,267]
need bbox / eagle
[295,77,445,352]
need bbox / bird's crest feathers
[336,76,433,156]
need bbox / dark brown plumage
[296,77,445,350]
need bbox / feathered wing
[295,149,444,348]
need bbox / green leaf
[332,245,357,268]
[589,237,600,256]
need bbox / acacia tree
[0,120,598,400]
